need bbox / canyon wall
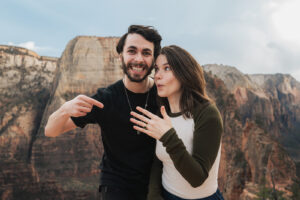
[0,40,299,199]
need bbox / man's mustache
[129,62,146,68]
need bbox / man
[45,25,162,200]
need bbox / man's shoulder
[90,80,123,104]
[96,79,123,95]
[149,82,157,93]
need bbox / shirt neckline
[168,111,183,118]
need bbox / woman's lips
[156,84,164,89]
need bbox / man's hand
[62,95,104,117]
[45,95,104,137]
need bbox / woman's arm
[159,104,223,187]
[130,104,223,188]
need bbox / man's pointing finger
[83,96,104,109]
[91,99,104,108]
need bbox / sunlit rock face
[31,36,122,199]
[0,45,58,199]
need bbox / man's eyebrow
[142,48,153,53]
[126,46,153,53]
[127,46,137,49]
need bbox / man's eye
[128,50,135,54]
[143,52,151,56]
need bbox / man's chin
[126,75,148,83]
[123,65,153,83]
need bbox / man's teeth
[132,67,143,72]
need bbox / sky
[1,0,300,81]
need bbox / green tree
[256,187,285,200]
[291,181,300,200]
[255,176,286,200]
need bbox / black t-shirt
[71,79,158,194]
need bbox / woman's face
[154,54,182,99]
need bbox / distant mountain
[0,40,299,200]
[204,64,300,162]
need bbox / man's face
[121,33,155,82]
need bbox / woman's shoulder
[192,101,222,121]
[192,102,223,132]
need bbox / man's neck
[123,76,153,93]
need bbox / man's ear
[119,53,123,62]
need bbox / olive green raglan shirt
[147,102,223,199]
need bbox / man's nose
[135,53,143,62]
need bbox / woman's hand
[130,106,172,140]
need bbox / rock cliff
[0,40,299,199]
[204,64,300,199]
[31,36,122,199]
[0,45,58,199]
[204,64,300,161]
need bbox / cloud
[7,41,60,57]
[19,41,36,50]
[291,70,300,82]
[164,0,300,82]
[8,41,44,51]
[2,0,300,81]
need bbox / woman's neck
[168,95,181,113]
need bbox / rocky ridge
[203,70,298,199]
[204,64,300,162]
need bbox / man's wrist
[59,103,71,118]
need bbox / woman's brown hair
[157,45,211,118]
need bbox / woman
[130,45,224,200]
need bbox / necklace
[123,78,150,135]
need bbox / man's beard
[121,58,154,83]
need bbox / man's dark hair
[116,25,162,59]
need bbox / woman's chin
[158,92,167,98]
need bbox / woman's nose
[154,70,162,79]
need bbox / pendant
[137,130,140,135]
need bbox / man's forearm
[44,95,102,137]
[45,105,74,137]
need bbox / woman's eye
[165,66,171,71]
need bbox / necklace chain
[123,78,150,134]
